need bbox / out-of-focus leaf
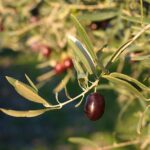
[68,137,99,149]
[53,72,71,93]
[71,14,97,63]
[102,75,150,101]
[6,76,51,107]
[121,15,150,24]
[25,74,38,93]
[144,0,150,3]
[109,72,150,91]
[37,70,55,82]
[68,36,96,74]
[131,55,150,61]
[0,108,49,117]
[78,10,118,22]
[137,105,150,134]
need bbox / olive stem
[50,79,99,108]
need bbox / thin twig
[51,79,99,108]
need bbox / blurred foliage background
[0,0,150,150]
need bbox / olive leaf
[25,74,38,93]
[68,137,99,149]
[121,15,150,24]
[71,53,89,89]
[0,108,50,117]
[72,56,85,75]
[71,14,97,63]
[102,75,150,101]
[137,105,150,134]
[6,76,51,107]
[68,35,96,75]
[131,54,150,61]
[53,72,72,93]
[77,73,88,90]
[6,76,37,93]
[109,72,150,91]
[78,9,118,22]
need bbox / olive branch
[0,15,150,136]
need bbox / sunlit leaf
[6,76,51,107]
[25,74,38,93]
[102,75,150,101]
[6,76,37,93]
[68,137,99,148]
[110,72,150,91]
[68,35,96,75]
[0,108,50,117]
[71,14,97,63]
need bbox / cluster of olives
[54,57,73,74]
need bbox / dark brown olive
[89,19,111,30]
[84,92,105,121]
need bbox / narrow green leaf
[137,105,150,134]
[131,55,150,61]
[71,14,97,62]
[15,81,51,107]
[53,73,71,93]
[6,76,16,86]
[6,76,37,93]
[110,72,150,91]
[68,137,99,149]
[68,35,96,75]
[25,74,38,93]
[78,10,117,22]
[72,57,85,75]
[0,108,49,117]
[6,76,51,107]
[71,52,88,89]
[121,15,150,24]
[102,75,150,101]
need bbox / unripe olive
[84,92,105,121]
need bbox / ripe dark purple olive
[84,92,105,121]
